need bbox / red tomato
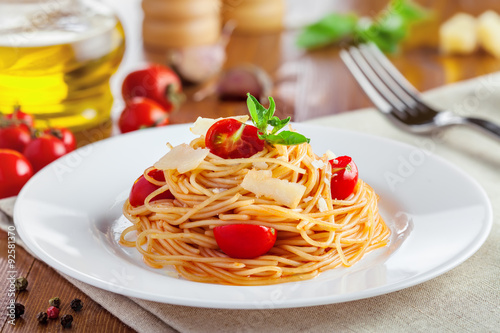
[23,134,67,172]
[0,124,31,152]
[0,149,34,199]
[121,64,183,112]
[43,127,77,152]
[329,156,359,200]
[205,118,265,159]
[118,97,170,134]
[129,169,174,207]
[213,224,277,259]
[4,107,35,127]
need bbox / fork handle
[463,117,500,141]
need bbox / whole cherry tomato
[23,134,67,172]
[121,64,183,112]
[329,156,359,200]
[129,168,174,207]
[4,107,35,127]
[0,149,34,199]
[118,97,170,134]
[43,127,77,152]
[0,123,31,153]
[213,224,277,259]
[205,118,265,159]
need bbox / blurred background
[110,0,500,124]
[2,0,500,143]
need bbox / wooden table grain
[3,0,500,332]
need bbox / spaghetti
[120,133,390,286]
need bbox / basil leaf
[268,116,290,134]
[246,95,258,126]
[393,0,429,21]
[266,97,276,122]
[246,93,310,147]
[356,0,429,52]
[246,94,268,130]
[297,13,358,49]
[266,131,310,146]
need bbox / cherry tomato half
[0,149,34,199]
[329,156,358,200]
[213,224,277,259]
[23,134,67,172]
[0,124,31,153]
[129,169,174,207]
[121,64,183,112]
[205,118,265,159]
[43,127,76,152]
[118,97,170,134]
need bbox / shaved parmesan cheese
[477,11,500,58]
[190,115,250,136]
[303,196,314,203]
[317,197,328,212]
[241,170,306,209]
[154,144,209,174]
[311,159,325,169]
[325,150,336,160]
[252,161,268,169]
[439,13,477,54]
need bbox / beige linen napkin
[2,74,499,333]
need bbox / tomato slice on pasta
[205,118,265,159]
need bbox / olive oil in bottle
[0,0,125,131]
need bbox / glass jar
[0,0,125,131]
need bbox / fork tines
[339,43,431,122]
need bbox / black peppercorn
[15,277,28,291]
[49,297,61,308]
[60,314,73,328]
[70,298,83,311]
[37,312,48,324]
[14,303,24,318]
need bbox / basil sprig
[296,0,429,53]
[246,93,310,146]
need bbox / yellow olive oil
[0,0,125,131]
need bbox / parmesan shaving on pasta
[190,116,249,136]
[154,144,209,174]
[241,170,306,209]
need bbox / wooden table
[2,0,500,331]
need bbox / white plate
[14,123,492,309]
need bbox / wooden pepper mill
[142,0,221,50]
[222,0,284,34]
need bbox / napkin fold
[2,73,499,333]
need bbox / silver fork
[339,43,500,141]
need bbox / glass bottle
[0,0,125,131]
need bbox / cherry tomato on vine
[0,149,34,199]
[329,156,358,200]
[0,124,31,153]
[4,107,35,127]
[23,134,67,172]
[121,64,183,112]
[118,97,170,134]
[213,224,277,259]
[129,168,174,207]
[43,127,76,152]
[205,118,265,159]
